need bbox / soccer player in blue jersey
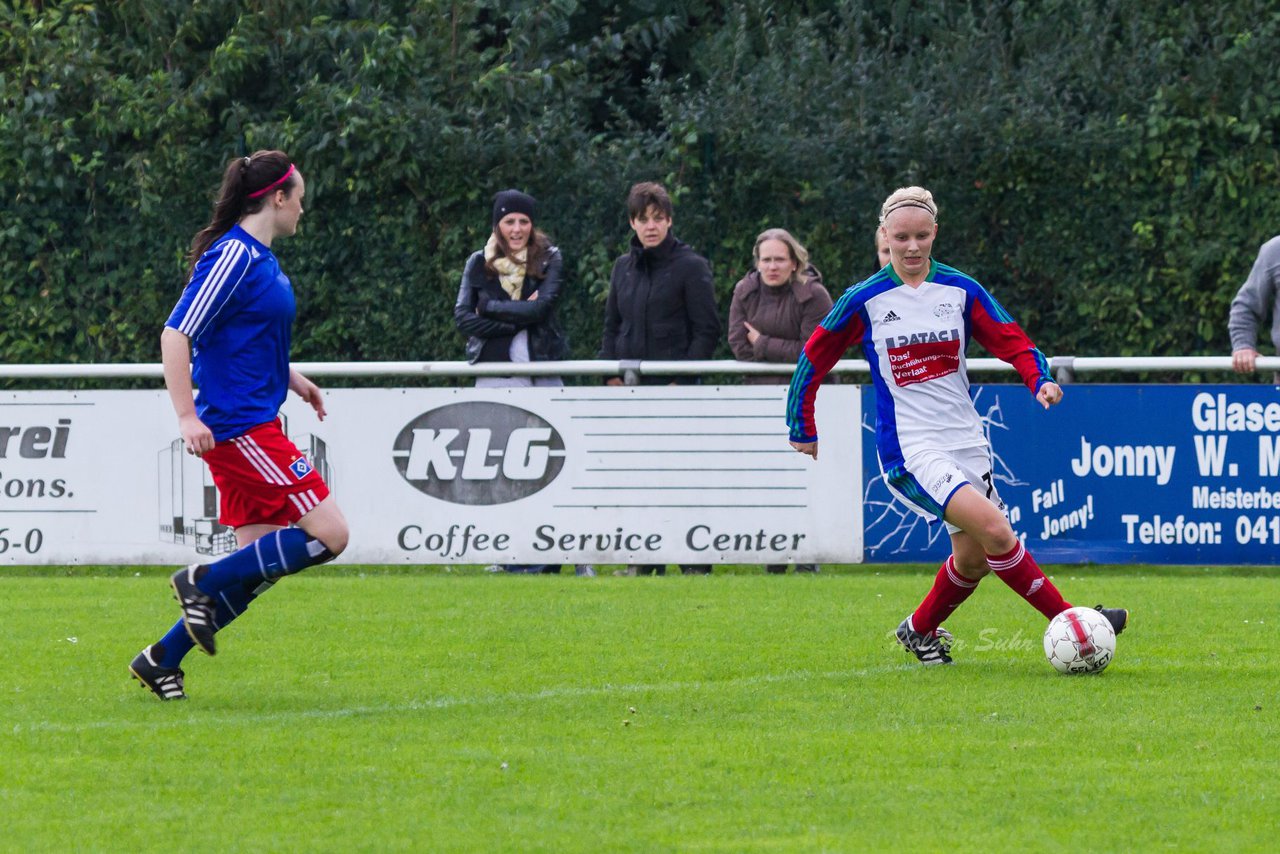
[129,150,349,700]
[786,186,1127,666]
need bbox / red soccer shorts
[203,419,330,528]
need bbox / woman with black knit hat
[454,189,568,388]
[454,190,591,575]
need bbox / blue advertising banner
[861,384,1280,565]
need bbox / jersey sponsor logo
[392,402,566,505]
[288,457,314,479]
[883,327,960,349]
[882,310,902,323]
[886,331,963,387]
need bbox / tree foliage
[3,0,1279,369]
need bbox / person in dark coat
[599,182,721,383]
[454,189,568,384]
[599,181,720,576]
[454,189,592,577]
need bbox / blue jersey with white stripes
[166,225,295,442]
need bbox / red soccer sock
[910,555,981,636]
[988,541,1071,620]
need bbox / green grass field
[2,565,1276,852]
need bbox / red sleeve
[786,310,865,442]
[969,297,1052,394]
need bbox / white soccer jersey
[787,260,1052,471]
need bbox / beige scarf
[485,234,527,299]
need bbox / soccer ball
[1043,607,1116,674]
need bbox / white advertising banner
[0,386,862,565]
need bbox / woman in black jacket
[454,190,591,576]
[598,182,720,386]
[598,182,718,576]
[454,189,567,387]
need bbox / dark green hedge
[4,0,1279,369]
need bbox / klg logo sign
[392,402,566,505]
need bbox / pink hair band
[247,163,296,199]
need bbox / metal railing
[0,356,1276,382]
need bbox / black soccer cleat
[129,643,187,701]
[171,564,217,656]
[895,617,955,666]
[1094,605,1128,636]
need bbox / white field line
[14,663,917,734]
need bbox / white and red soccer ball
[1043,606,1116,674]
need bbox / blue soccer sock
[194,528,334,595]
[157,620,196,667]
[211,578,274,630]
[156,578,278,667]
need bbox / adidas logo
[882,310,901,323]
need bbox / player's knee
[328,533,348,557]
[953,557,990,580]
[318,524,348,557]
[976,519,1016,552]
[301,506,349,558]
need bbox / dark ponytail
[185,149,296,281]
